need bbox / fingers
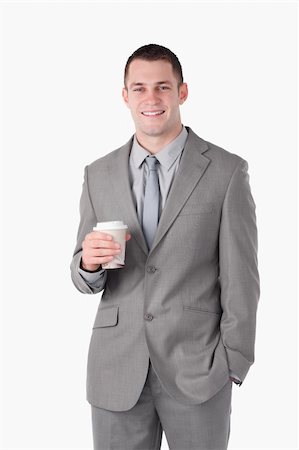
[88,231,131,240]
[87,231,114,241]
[82,231,131,255]
[82,245,121,268]
[84,239,121,250]
[81,231,131,270]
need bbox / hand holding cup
[81,230,131,272]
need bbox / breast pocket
[178,202,215,216]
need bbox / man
[70,44,260,450]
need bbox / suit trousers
[91,360,232,450]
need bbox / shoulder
[85,136,133,175]
[205,139,248,177]
[187,127,247,173]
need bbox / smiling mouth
[141,110,165,116]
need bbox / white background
[1,1,298,449]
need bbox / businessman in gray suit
[70,44,260,450]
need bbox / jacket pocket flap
[93,306,119,328]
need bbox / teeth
[142,111,164,116]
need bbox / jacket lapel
[109,127,211,257]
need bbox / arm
[70,165,107,294]
[219,159,260,383]
[229,371,242,385]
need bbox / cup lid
[93,221,128,230]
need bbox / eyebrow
[129,81,173,89]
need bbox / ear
[179,83,188,105]
[122,87,129,107]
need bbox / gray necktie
[142,156,160,250]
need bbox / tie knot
[145,156,159,171]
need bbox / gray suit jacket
[70,127,260,411]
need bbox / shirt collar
[130,125,188,171]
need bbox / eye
[133,88,143,92]
[159,86,170,91]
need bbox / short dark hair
[124,44,184,88]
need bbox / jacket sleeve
[70,165,107,294]
[219,158,260,383]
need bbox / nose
[145,89,160,105]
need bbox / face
[122,59,188,140]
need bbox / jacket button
[144,313,154,321]
[146,266,157,273]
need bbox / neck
[136,123,183,154]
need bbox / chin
[140,125,167,137]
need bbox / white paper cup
[93,221,128,269]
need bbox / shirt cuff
[78,260,106,283]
